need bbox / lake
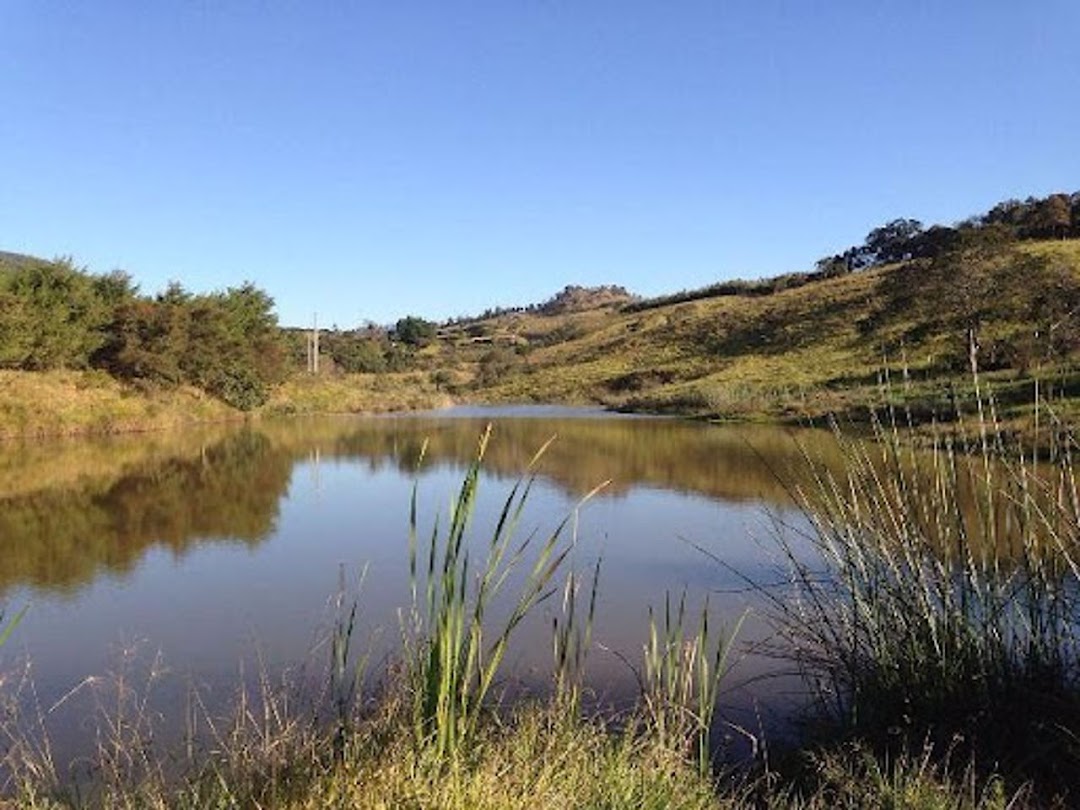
[0,407,851,768]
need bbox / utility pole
[308,313,321,374]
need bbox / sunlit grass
[262,371,450,416]
[400,425,607,763]
[642,593,744,776]
[0,370,234,439]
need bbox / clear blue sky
[2,2,1078,328]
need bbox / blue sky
[2,2,1078,328]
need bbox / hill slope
[432,239,1080,428]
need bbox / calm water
[0,407,847,765]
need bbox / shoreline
[0,367,1065,451]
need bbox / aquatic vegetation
[400,425,607,763]
[642,592,744,777]
[760,378,1080,798]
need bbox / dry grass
[0,370,450,440]
[263,372,451,416]
[0,371,235,440]
[465,265,896,415]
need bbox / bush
[206,366,270,411]
[394,315,436,347]
[475,347,520,387]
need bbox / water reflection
[0,430,292,595]
[4,412,1058,609]
[0,414,842,596]
[1,412,1042,598]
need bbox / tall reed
[763,375,1080,793]
[551,559,601,717]
[328,562,372,763]
[403,424,608,764]
[642,592,744,777]
[0,606,26,649]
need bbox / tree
[218,282,288,386]
[1039,194,1072,240]
[93,270,139,305]
[0,259,110,370]
[475,346,519,386]
[431,368,454,391]
[94,298,188,382]
[1014,194,1072,240]
[906,225,960,259]
[814,254,851,277]
[394,315,436,347]
[175,284,286,410]
[983,198,1027,231]
[0,290,30,368]
[864,218,924,265]
[326,332,388,373]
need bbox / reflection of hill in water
[0,412,1025,596]
[295,416,842,503]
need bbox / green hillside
[406,238,1080,435]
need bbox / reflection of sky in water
[0,412,815,766]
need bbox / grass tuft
[760,368,1080,799]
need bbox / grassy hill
[420,239,1080,433]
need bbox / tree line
[816,190,1080,274]
[627,191,1080,313]
[0,257,286,409]
[0,251,453,404]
